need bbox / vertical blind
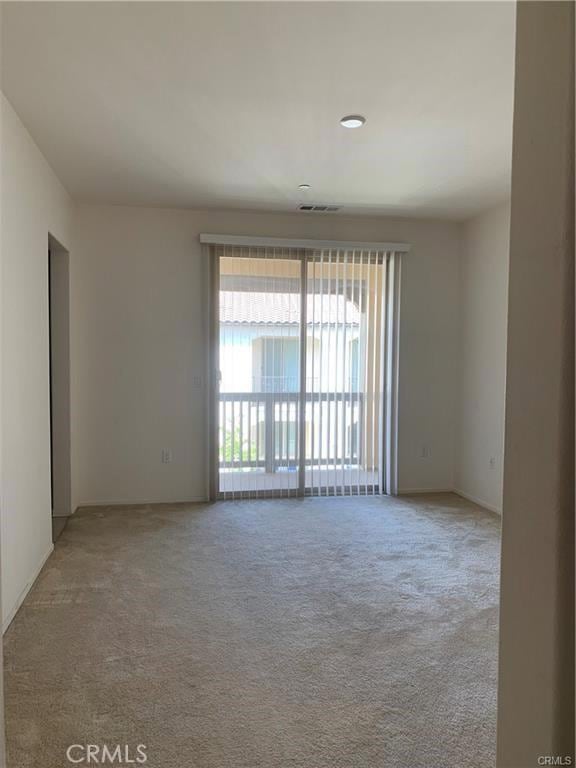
[209,241,402,500]
[306,249,387,497]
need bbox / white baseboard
[398,487,454,495]
[3,544,54,634]
[453,488,502,515]
[75,496,208,509]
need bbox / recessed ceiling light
[298,184,311,190]
[340,115,366,129]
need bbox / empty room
[0,2,573,767]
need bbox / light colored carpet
[4,493,500,768]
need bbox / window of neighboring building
[349,337,360,392]
[253,337,300,393]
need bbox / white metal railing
[218,392,364,472]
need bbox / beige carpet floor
[4,493,501,768]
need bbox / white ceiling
[1,2,516,220]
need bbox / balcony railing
[219,391,365,473]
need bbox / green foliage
[221,426,259,462]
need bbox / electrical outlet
[191,374,203,389]
[489,456,496,469]
[161,448,172,464]
[420,444,430,459]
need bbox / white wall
[497,1,574,763]
[0,95,74,628]
[456,203,510,513]
[71,205,460,506]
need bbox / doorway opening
[207,239,403,500]
[48,235,71,541]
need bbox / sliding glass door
[211,243,399,500]
[218,249,303,497]
[305,250,386,495]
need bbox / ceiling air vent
[299,204,341,213]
